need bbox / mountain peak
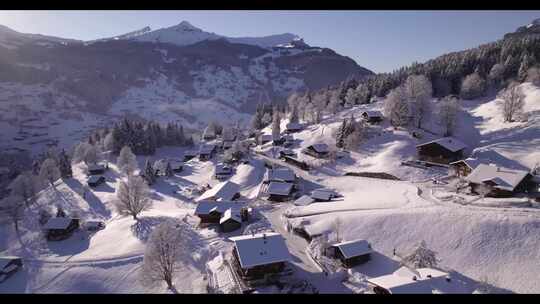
[173,21,202,32]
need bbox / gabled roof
[43,217,74,230]
[229,232,291,268]
[267,182,294,196]
[267,168,296,183]
[331,239,371,259]
[362,110,383,118]
[367,266,449,294]
[311,189,334,201]
[194,201,239,215]
[286,122,303,130]
[310,143,330,153]
[219,208,242,224]
[294,195,315,206]
[449,158,489,170]
[466,164,529,192]
[0,256,20,269]
[416,137,467,153]
[196,181,240,202]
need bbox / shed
[0,256,23,283]
[87,175,105,187]
[266,182,294,202]
[465,164,532,197]
[294,195,315,206]
[311,189,335,202]
[361,111,384,124]
[285,122,303,133]
[449,158,489,177]
[196,181,241,202]
[367,266,451,294]
[302,143,330,159]
[219,208,243,232]
[329,239,372,268]
[416,137,467,164]
[229,232,291,279]
[43,217,80,241]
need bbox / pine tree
[165,162,173,178]
[143,158,156,185]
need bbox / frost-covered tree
[0,195,25,235]
[326,90,341,115]
[384,86,410,128]
[526,66,540,86]
[261,112,272,127]
[437,95,460,136]
[103,132,116,152]
[488,63,505,91]
[333,217,342,243]
[39,158,61,189]
[117,146,138,176]
[141,219,190,292]
[401,240,439,269]
[404,74,433,129]
[251,108,265,130]
[271,109,281,142]
[498,81,525,122]
[165,162,173,178]
[9,172,36,207]
[460,73,486,99]
[289,103,299,124]
[57,149,72,178]
[115,175,152,220]
[143,158,156,185]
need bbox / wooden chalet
[328,239,372,268]
[266,182,294,202]
[43,217,80,241]
[87,175,105,187]
[264,167,297,184]
[154,159,183,176]
[416,137,467,164]
[194,201,237,224]
[0,256,23,283]
[215,163,233,180]
[361,111,384,124]
[285,122,303,134]
[302,143,330,159]
[229,233,291,281]
[219,208,243,232]
[199,144,217,161]
[196,181,241,202]
[367,266,451,294]
[465,164,532,197]
[449,158,489,177]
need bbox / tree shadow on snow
[46,231,91,258]
[130,216,173,242]
[64,178,111,219]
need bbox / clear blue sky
[1,10,539,73]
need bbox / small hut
[196,181,241,202]
[329,239,372,268]
[361,111,384,124]
[219,208,243,232]
[43,217,80,241]
[465,164,532,197]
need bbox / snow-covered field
[1,83,540,293]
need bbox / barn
[302,143,330,159]
[0,256,23,283]
[229,232,291,281]
[361,111,384,124]
[416,137,467,164]
[266,182,294,202]
[43,217,80,241]
[465,164,532,197]
[367,266,451,294]
[196,181,241,202]
[219,208,243,232]
[329,239,372,268]
[449,158,489,177]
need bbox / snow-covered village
[1,11,540,295]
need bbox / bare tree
[333,217,343,243]
[141,219,189,292]
[404,74,433,129]
[115,175,152,220]
[0,195,25,235]
[437,95,460,136]
[384,86,410,128]
[401,240,439,269]
[460,73,486,100]
[498,82,525,122]
[313,93,327,123]
[9,172,36,207]
[103,133,116,152]
[117,146,138,176]
[39,158,61,189]
[271,109,281,142]
[326,90,341,115]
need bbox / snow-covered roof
[219,208,242,224]
[367,266,449,294]
[196,181,240,202]
[311,189,334,201]
[0,256,20,269]
[466,164,529,191]
[229,232,291,268]
[294,195,315,206]
[267,168,296,183]
[286,122,303,130]
[87,175,104,183]
[199,144,216,154]
[362,110,383,118]
[310,143,330,153]
[416,137,467,153]
[215,164,233,175]
[194,201,239,215]
[266,182,294,196]
[88,164,106,171]
[43,217,74,230]
[449,158,489,170]
[331,239,371,259]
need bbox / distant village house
[416,137,467,164]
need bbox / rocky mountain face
[504,18,540,40]
[0,22,372,155]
